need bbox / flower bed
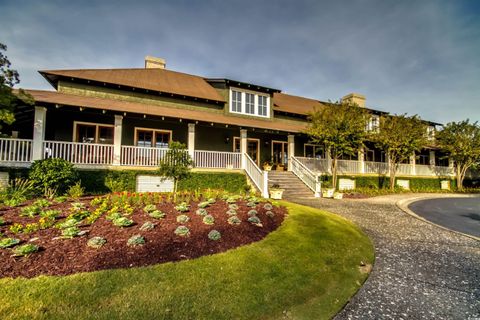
[0,192,285,278]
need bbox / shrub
[2,178,35,207]
[176,214,190,224]
[87,236,106,249]
[0,237,20,249]
[106,212,122,221]
[174,226,190,237]
[207,198,216,204]
[127,234,145,247]
[265,210,275,218]
[247,196,260,204]
[248,216,263,227]
[228,204,239,210]
[202,214,215,225]
[29,158,78,196]
[112,217,134,227]
[208,230,221,241]
[143,204,157,213]
[20,205,41,217]
[12,244,39,257]
[263,203,273,211]
[178,172,248,193]
[227,216,241,225]
[70,202,86,211]
[197,201,210,208]
[54,196,68,203]
[247,209,258,216]
[56,218,78,229]
[226,197,237,204]
[38,216,56,229]
[66,181,84,199]
[33,198,51,208]
[105,176,129,193]
[175,202,189,212]
[148,210,166,219]
[196,208,208,216]
[140,221,155,231]
[226,209,237,216]
[9,223,23,234]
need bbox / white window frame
[366,115,380,132]
[229,87,270,118]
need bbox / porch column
[429,150,436,166]
[32,106,47,161]
[326,147,332,174]
[188,123,195,157]
[287,134,295,171]
[240,129,247,169]
[358,147,365,174]
[113,115,123,165]
[410,152,416,175]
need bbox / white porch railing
[44,141,114,165]
[295,157,329,172]
[243,153,268,198]
[0,138,32,163]
[337,159,361,174]
[121,146,168,167]
[194,150,241,169]
[365,161,389,174]
[291,156,321,197]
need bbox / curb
[396,194,480,242]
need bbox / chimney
[341,93,366,108]
[145,56,166,69]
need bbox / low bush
[127,235,145,247]
[148,210,166,219]
[87,236,106,249]
[196,208,208,216]
[140,221,155,231]
[246,201,256,208]
[40,209,61,219]
[20,205,41,218]
[265,211,275,218]
[228,204,239,210]
[12,244,39,257]
[226,209,237,216]
[9,223,23,234]
[1,178,35,207]
[112,217,134,228]
[227,215,241,225]
[29,158,78,196]
[176,215,190,224]
[248,216,262,227]
[33,199,51,208]
[197,201,210,208]
[61,226,82,239]
[248,209,258,216]
[202,215,215,225]
[143,204,157,213]
[263,203,273,211]
[174,226,190,237]
[175,202,189,212]
[208,230,221,241]
[66,181,84,199]
[23,223,39,234]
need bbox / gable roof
[39,68,225,103]
[26,89,306,133]
[273,92,327,115]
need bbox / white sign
[136,175,174,192]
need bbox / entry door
[233,137,260,165]
[272,141,288,166]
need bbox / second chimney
[145,56,166,69]
[341,93,366,108]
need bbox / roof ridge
[39,67,207,79]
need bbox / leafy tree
[305,101,369,189]
[373,114,427,190]
[158,141,194,201]
[436,120,480,191]
[0,43,33,134]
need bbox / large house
[2,56,455,196]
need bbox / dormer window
[366,115,380,132]
[229,88,270,118]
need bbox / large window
[135,128,172,148]
[229,88,270,118]
[366,115,380,132]
[304,144,324,158]
[74,122,114,144]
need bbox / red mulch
[0,198,286,279]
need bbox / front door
[272,141,288,167]
[233,137,260,165]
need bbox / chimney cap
[145,56,166,69]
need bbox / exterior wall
[121,116,188,146]
[57,81,224,113]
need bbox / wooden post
[188,123,195,158]
[287,134,295,171]
[32,106,47,161]
[358,147,365,174]
[240,129,247,169]
[113,115,123,165]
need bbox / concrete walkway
[294,194,480,320]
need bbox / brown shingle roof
[273,92,326,115]
[40,68,225,102]
[27,90,306,133]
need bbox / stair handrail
[243,153,269,198]
[291,156,321,197]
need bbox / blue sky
[1,0,479,124]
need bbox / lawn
[0,201,374,320]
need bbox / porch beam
[113,115,123,165]
[188,123,195,157]
[32,106,47,161]
[287,134,295,171]
[240,129,247,169]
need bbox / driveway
[294,194,480,320]
[408,197,480,238]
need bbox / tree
[0,43,33,135]
[158,141,194,201]
[436,120,480,191]
[305,101,369,189]
[373,114,427,190]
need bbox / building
[2,56,455,196]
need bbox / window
[135,128,172,148]
[426,126,435,140]
[258,95,267,116]
[74,122,114,144]
[366,115,379,132]
[229,88,270,118]
[232,90,242,113]
[304,144,324,158]
[245,93,255,114]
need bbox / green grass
[0,202,374,320]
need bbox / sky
[1,0,479,124]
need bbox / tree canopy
[158,141,194,199]
[436,120,480,190]
[372,114,427,190]
[305,101,369,189]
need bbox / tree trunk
[389,161,396,191]
[331,158,337,190]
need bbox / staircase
[268,171,315,199]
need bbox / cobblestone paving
[294,194,480,320]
